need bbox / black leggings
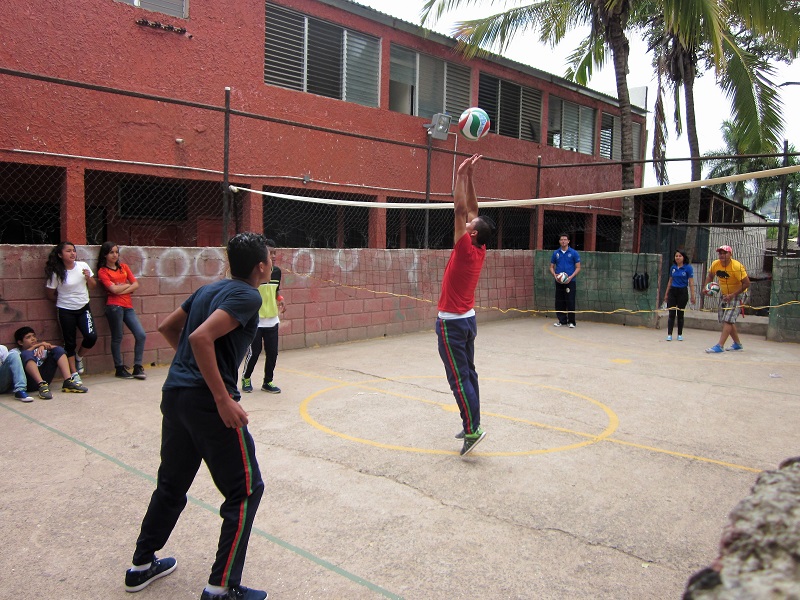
[667,287,689,336]
[56,304,98,356]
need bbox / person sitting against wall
[0,342,33,402]
[14,326,88,397]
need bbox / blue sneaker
[666,335,672,341]
[705,344,724,354]
[242,377,253,393]
[725,343,744,351]
[15,390,33,402]
[125,556,177,592]
[677,335,684,341]
[200,585,268,600]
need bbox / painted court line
[291,372,762,471]
[0,402,404,600]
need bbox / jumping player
[125,233,271,600]
[436,154,495,456]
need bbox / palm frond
[718,35,784,153]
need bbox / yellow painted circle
[299,376,619,457]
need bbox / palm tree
[706,122,800,221]
[631,1,800,261]
[420,0,640,252]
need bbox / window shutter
[418,53,445,119]
[265,4,305,91]
[390,45,416,86]
[498,80,521,138]
[139,0,186,18]
[307,19,343,100]
[632,121,642,160]
[478,74,499,134]
[562,101,580,151]
[578,105,595,155]
[600,113,614,159]
[344,31,380,108]
[445,62,471,118]
[520,87,542,142]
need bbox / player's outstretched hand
[217,396,250,428]
[457,153,482,176]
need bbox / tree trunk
[683,64,702,263]
[608,12,636,253]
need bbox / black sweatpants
[56,303,98,356]
[132,387,264,587]
[243,324,279,385]
[554,281,577,325]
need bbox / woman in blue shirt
[663,250,696,341]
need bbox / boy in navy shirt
[125,233,271,600]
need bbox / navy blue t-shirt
[163,278,261,398]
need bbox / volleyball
[557,272,568,284]
[458,107,491,141]
[705,282,721,296]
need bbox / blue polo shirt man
[548,233,581,327]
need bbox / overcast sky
[357,0,800,191]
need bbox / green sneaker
[242,377,253,393]
[460,428,486,456]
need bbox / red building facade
[1,0,646,251]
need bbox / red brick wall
[0,245,534,373]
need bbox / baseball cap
[716,245,733,253]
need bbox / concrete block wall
[532,250,661,328]
[768,257,800,343]
[0,246,534,373]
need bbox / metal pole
[657,192,663,302]
[222,87,231,246]
[424,129,432,249]
[778,139,789,257]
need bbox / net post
[222,86,231,246]
[778,139,789,257]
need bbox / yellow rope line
[285,268,799,316]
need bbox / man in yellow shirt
[704,245,750,353]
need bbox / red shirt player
[435,154,495,456]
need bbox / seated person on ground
[14,326,88,397]
[0,343,33,402]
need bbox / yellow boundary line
[295,373,760,471]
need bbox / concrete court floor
[1,315,799,600]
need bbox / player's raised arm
[453,154,481,243]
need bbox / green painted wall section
[533,251,662,328]
[768,257,800,343]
